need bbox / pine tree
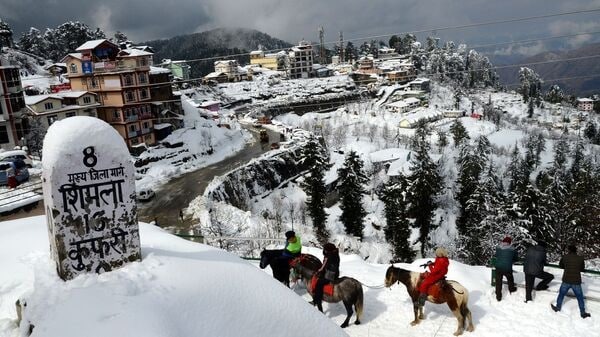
[545,84,564,103]
[0,19,14,48]
[381,175,415,262]
[299,137,330,244]
[337,150,368,239]
[460,162,505,264]
[584,121,597,141]
[455,136,491,237]
[518,67,542,103]
[406,124,443,256]
[449,118,469,147]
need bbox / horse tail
[459,288,472,328]
[355,282,364,322]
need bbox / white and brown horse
[384,265,474,336]
[291,254,364,328]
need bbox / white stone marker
[42,116,141,280]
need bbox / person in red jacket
[418,247,450,306]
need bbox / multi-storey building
[288,41,313,79]
[0,64,26,151]
[62,39,156,148]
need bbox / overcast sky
[2,0,600,55]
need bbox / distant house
[25,91,99,130]
[443,109,465,118]
[377,47,400,60]
[409,78,430,92]
[44,63,67,76]
[160,59,191,80]
[398,108,443,128]
[312,64,333,77]
[249,50,285,71]
[386,97,421,113]
[204,60,248,83]
[576,98,594,112]
[200,100,220,112]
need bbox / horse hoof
[355,320,361,325]
[453,330,464,336]
[340,323,349,328]
[467,326,475,332]
[419,314,424,320]
[410,321,419,326]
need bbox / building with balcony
[0,65,26,151]
[576,98,595,112]
[288,41,313,79]
[62,39,156,148]
[25,91,99,130]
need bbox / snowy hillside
[1,216,598,337]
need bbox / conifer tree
[449,118,469,147]
[406,124,443,256]
[337,150,369,239]
[300,137,330,244]
[381,175,415,262]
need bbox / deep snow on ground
[1,216,598,337]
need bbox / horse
[384,265,474,336]
[291,254,364,328]
[259,249,291,287]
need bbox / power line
[137,7,600,65]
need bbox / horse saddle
[310,275,334,296]
[419,274,448,300]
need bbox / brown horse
[291,254,364,328]
[384,265,474,336]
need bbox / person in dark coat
[551,245,591,318]
[312,243,340,309]
[523,240,554,302]
[494,236,518,301]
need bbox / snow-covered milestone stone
[42,117,141,281]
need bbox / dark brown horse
[259,249,290,286]
[384,265,474,336]
[291,254,363,328]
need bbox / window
[143,122,149,129]
[140,88,149,99]
[124,74,133,86]
[65,112,76,118]
[70,63,78,73]
[44,102,54,110]
[0,125,9,144]
[90,78,99,88]
[138,73,147,84]
[47,115,58,126]
[139,58,148,67]
[83,96,92,104]
[131,137,139,145]
[125,91,135,102]
[129,125,136,132]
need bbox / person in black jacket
[523,240,554,302]
[551,245,591,318]
[494,236,518,301]
[312,243,340,309]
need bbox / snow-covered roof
[576,98,594,102]
[250,51,264,55]
[119,49,153,57]
[199,100,221,107]
[153,123,172,130]
[24,94,62,105]
[56,91,94,98]
[400,107,443,123]
[387,97,420,108]
[149,66,171,74]
[62,53,83,61]
[410,78,430,84]
[75,39,113,51]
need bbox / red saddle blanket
[419,273,445,300]
[311,275,334,296]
